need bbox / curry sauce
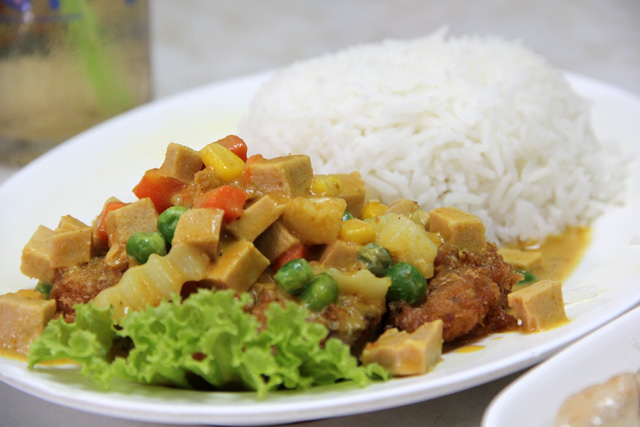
[508,226,591,292]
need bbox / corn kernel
[200,143,245,182]
[361,200,388,220]
[340,219,377,245]
[310,175,344,197]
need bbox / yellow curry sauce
[0,136,594,380]
[510,226,591,292]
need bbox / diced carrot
[132,168,186,213]
[96,200,128,243]
[217,135,248,162]
[272,244,309,273]
[194,185,248,222]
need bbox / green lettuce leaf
[28,289,389,396]
[27,301,116,387]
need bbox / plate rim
[1,69,640,425]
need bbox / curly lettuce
[28,289,388,396]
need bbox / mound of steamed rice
[239,31,625,244]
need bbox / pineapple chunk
[367,213,438,279]
[281,196,347,245]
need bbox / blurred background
[151,0,640,99]
[1,0,639,426]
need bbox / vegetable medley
[0,135,569,395]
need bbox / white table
[1,1,639,425]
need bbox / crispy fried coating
[249,281,384,354]
[389,243,521,345]
[50,258,125,321]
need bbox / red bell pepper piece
[132,168,186,213]
[96,200,128,243]
[194,185,248,222]
[272,244,309,273]
[217,135,248,162]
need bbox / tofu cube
[281,196,347,245]
[333,172,366,218]
[254,220,301,262]
[203,240,270,293]
[105,197,159,246]
[172,208,224,258]
[0,290,56,357]
[508,279,569,332]
[105,197,159,266]
[246,155,313,196]
[50,215,93,268]
[20,225,55,283]
[226,194,288,242]
[159,142,204,183]
[320,239,362,270]
[429,207,486,252]
[498,248,542,271]
[361,320,443,376]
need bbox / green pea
[35,282,52,299]
[386,262,427,304]
[358,243,393,277]
[157,206,189,244]
[300,273,339,311]
[274,258,315,295]
[126,231,167,264]
[342,211,354,221]
[517,270,537,285]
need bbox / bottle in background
[0,0,151,166]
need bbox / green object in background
[61,0,134,116]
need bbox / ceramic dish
[0,71,639,425]
[483,304,640,426]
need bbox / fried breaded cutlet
[50,258,125,322]
[389,243,522,346]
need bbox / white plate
[483,304,640,427]
[1,71,639,426]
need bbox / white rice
[239,30,625,244]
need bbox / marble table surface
[1,1,639,426]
